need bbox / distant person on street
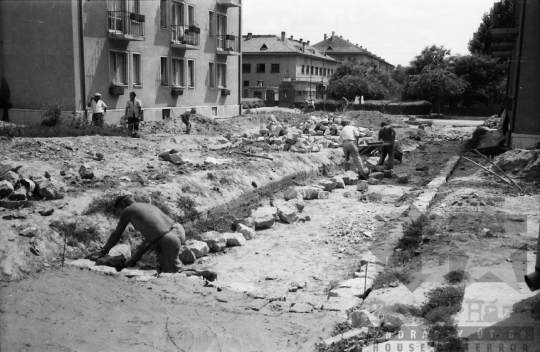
[87,93,107,127]
[125,92,143,138]
[341,96,349,113]
[181,108,196,134]
[378,122,396,169]
[340,119,369,180]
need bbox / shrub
[396,214,432,251]
[421,285,465,319]
[41,101,66,126]
[241,98,265,109]
[313,99,432,115]
[428,322,468,352]
[51,218,101,247]
[176,195,199,222]
[444,269,468,284]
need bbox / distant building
[0,0,242,125]
[312,32,394,72]
[241,32,339,107]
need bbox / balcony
[171,25,201,50]
[217,0,241,8]
[107,11,145,41]
[216,35,240,56]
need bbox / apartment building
[241,32,339,107]
[0,0,241,125]
[312,32,394,73]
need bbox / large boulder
[233,217,254,231]
[357,180,368,191]
[276,203,298,224]
[284,189,301,201]
[199,231,227,252]
[8,187,26,201]
[224,232,246,247]
[333,176,346,189]
[37,179,66,200]
[178,246,196,264]
[185,240,210,258]
[0,180,14,198]
[319,179,337,192]
[252,207,277,229]
[287,199,306,213]
[350,309,381,328]
[2,171,19,185]
[298,187,320,200]
[237,224,256,240]
[79,165,95,179]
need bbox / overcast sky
[242,0,494,66]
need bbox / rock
[79,165,95,179]
[233,217,254,230]
[2,171,19,185]
[357,180,368,191]
[415,163,429,171]
[383,170,392,178]
[224,232,246,247]
[317,191,330,199]
[19,227,37,237]
[8,187,26,201]
[367,177,379,185]
[95,153,105,161]
[169,154,183,164]
[481,228,495,238]
[381,314,403,333]
[319,179,337,192]
[332,177,345,189]
[109,244,132,259]
[375,214,387,222]
[284,189,301,201]
[0,180,14,198]
[289,303,313,313]
[370,172,384,180]
[237,224,256,240]
[350,309,380,328]
[287,199,306,212]
[397,173,409,184]
[179,246,196,264]
[199,231,227,252]
[276,203,298,224]
[323,328,369,346]
[0,164,12,177]
[96,255,126,267]
[298,187,320,200]
[185,240,210,258]
[252,207,277,229]
[38,208,54,216]
[37,179,66,200]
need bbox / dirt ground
[0,111,485,351]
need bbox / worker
[341,96,349,113]
[181,108,196,134]
[394,140,403,164]
[85,194,186,273]
[378,122,396,169]
[340,119,369,180]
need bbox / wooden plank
[490,28,519,38]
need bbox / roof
[242,35,338,63]
[312,34,394,67]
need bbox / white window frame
[109,50,129,87]
[172,57,185,87]
[132,52,142,87]
[217,63,227,88]
[187,4,195,26]
[187,59,196,89]
[216,12,227,51]
[160,0,167,29]
[160,56,169,87]
[208,61,215,89]
[208,11,215,38]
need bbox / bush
[241,98,265,109]
[176,195,199,222]
[51,218,101,247]
[313,99,432,115]
[421,285,465,320]
[396,214,432,251]
[41,101,66,126]
[444,269,468,284]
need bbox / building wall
[0,0,78,110]
[324,53,394,72]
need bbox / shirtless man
[86,194,185,273]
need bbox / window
[133,0,141,13]
[209,11,215,37]
[171,2,184,41]
[301,65,304,74]
[311,66,314,75]
[212,107,218,116]
[132,53,142,86]
[188,5,195,26]
[254,91,262,99]
[242,63,251,73]
[217,63,226,88]
[257,80,263,87]
[160,57,168,86]
[160,0,167,28]
[187,59,195,88]
[323,68,326,77]
[256,64,265,73]
[172,58,184,86]
[110,51,128,86]
[162,109,170,119]
[209,62,215,88]
[243,80,249,87]
[271,64,280,73]
[315,67,318,75]
[217,14,226,50]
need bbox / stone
[289,303,313,313]
[298,187,320,200]
[95,153,105,161]
[383,170,392,178]
[323,328,369,347]
[481,228,495,238]
[79,165,95,179]
[357,180,368,191]
[199,231,227,252]
[2,171,19,185]
[350,309,380,328]
[19,227,37,237]
[397,173,409,184]
[37,179,66,200]
[96,255,126,267]
[233,217,255,230]
[375,214,387,222]
[0,180,14,198]
[0,164,12,177]
[237,224,256,240]
[317,191,330,199]
[415,163,429,171]
[109,244,132,259]
[179,246,196,264]
[367,177,379,185]
[38,208,54,216]
[370,172,384,180]
[185,239,210,258]
[169,154,183,164]
[332,177,345,189]
[252,207,277,229]
[319,179,337,192]
[276,203,298,224]
[287,199,306,213]
[224,232,246,246]
[8,187,26,201]
[380,314,403,333]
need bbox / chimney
[307,40,310,45]
[300,38,303,43]
[302,42,306,53]
[247,33,253,40]
[332,31,335,38]
[290,35,293,40]
[340,35,343,38]
[281,31,286,42]
[324,34,327,40]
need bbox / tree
[406,45,451,76]
[468,0,515,55]
[406,67,468,115]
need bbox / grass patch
[176,195,199,222]
[444,269,468,284]
[393,303,422,317]
[394,214,436,263]
[85,191,174,218]
[373,269,411,289]
[51,218,101,247]
[421,285,464,321]
[428,322,468,352]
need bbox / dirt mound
[481,114,499,128]
[494,149,540,182]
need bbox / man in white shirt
[340,119,369,180]
[87,93,107,126]
[125,92,143,137]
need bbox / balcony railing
[107,10,145,40]
[171,25,200,49]
[216,34,240,55]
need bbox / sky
[242,0,494,66]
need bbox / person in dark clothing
[378,122,396,170]
[181,108,196,134]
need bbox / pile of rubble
[493,149,540,182]
[481,114,499,129]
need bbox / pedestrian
[378,121,396,169]
[181,108,196,134]
[340,119,369,180]
[125,91,143,138]
[394,140,403,163]
[87,93,107,127]
[341,96,349,113]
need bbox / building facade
[241,32,338,107]
[0,0,242,125]
[312,32,394,73]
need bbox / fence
[107,11,145,37]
